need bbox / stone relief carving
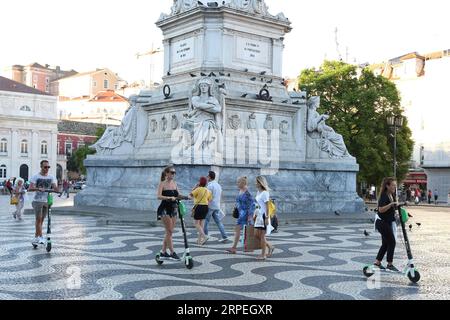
[161,116,168,132]
[150,119,158,133]
[228,115,242,130]
[92,95,146,154]
[307,96,352,159]
[160,0,289,22]
[171,115,179,130]
[182,77,225,154]
[247,113,257,130]
[280,120,289,135]
[263,114,274,131]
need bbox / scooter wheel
[155,254,164,266]
[407,270,421,283]
[46,242,52,253]
[186,258,194,270]
[363,266,374,277]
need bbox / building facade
[0,76,58,182]
[372,49,450,203]
[2,63,77,95]
[58,90,130,126]
[56,121,106,181]
[54,68,124,99]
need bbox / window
[20,105,31,111]
[46,78,50,84]
[41,141,48,155]
[104,79,109,89]
[65,142,72,156]
[93,81,97,87]
[0,165,6,178]
[0,139,7,153]
[57,141,60,155]
[21,140,28,154]
[78,142,85,149]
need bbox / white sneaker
[39,237,46,244]
[32,237,40,245]
[218,238,229,243]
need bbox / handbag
[268,199,277,218]
[243,225,262,251]
[10,196,19,205]
[232,206,239,219]
[191,189,208,218]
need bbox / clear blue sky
[0,0,448,83]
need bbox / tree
[66,127,105,175]
[298,61,414,188]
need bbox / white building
[0,76,58,182]
[372,50,450,203]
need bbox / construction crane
[136,44,163,88]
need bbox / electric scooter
[32,190,60,253]
[155,198,194,270]
[363,203,421,283]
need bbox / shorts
[32,202,49,219]
[194,205,209,220]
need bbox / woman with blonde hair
[13,178,26,221]
[253,176,275,260]
[156,166,186,261]
[226,176,255,254]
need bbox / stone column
[51,131,58,178]
[163,39,171,75]
[272,38,284,77]
[31,130,39,176]
[11,129,18,177]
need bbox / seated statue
[307,96,351,159]
[92,95,139,154]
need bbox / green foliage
[298,61,414,187]
[67,145,95,175]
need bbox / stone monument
[75,0,364,215]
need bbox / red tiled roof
[88,90,128,103]
[0,76,52,96]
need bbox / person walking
[28,160,59,246]
[13,179,26,221]
[5,179,13,195]
[190,177,212,245]
[253,176,275,260]
[428,190,432,204]
[226,176,255,254]
[204,171,228,243]
[156,166,186,261]
[373,177,399,272]
[434,189,439,205]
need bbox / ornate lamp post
[387,115,404,179]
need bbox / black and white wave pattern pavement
[0,214,444,300]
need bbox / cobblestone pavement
[1,195,449,300]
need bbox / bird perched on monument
[219,72,225,76]
[281,100,288,104]
[335,211,340,216]
[250,77,257,81]
[209,72,217,77]
[218,83,226,89]
[364,230,370,237]
[260,71,267,75]
[241,93,248,98]
[267,79,273,84]
[200,72,207,76]
[244,68,249,72]
[293,101,301,105]
[190,73,197,77]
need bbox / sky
[0,0,448,84]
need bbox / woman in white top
[253,176,275,260]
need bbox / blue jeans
[204,209,228,239]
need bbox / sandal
[226,248,237,254]
[267,246,275,257]
[256,256,266,260]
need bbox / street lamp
[387,115,404,180]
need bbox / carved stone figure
[161,116,168,132]
[183,77,224,155]
[264,114,274,131]
[307,96,351,159]
[171,115,179,130]
[247,113,257,130]
[170,0,197,15]
[280,120,289,135]
[92,95,139,154]
[150,119,158,133]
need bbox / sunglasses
[43,166,51,169]
[169,171,176,175]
